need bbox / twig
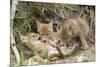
[10,32,20,64]
[10,0,20,65]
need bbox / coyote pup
[58,17,89,49]
[20,32,47,63]
[36,20,53,43]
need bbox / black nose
[43,40,46,43]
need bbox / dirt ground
[22,42,95,65]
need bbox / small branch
[10,0,20,65]
[10,32,20,64]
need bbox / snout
[42,39,47,43]
[41,37,49,43]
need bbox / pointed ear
[20,34,27,42]
[36,20,41,28]
[57,26,62,33]
[49,20,53,28]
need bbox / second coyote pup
[57,17,89,49]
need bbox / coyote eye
[65,38,68,39]
[46,34,49,35]
[32,35,37,38]
[69,27,72,30]
[32,35,34,37]
[38,32,40,34]
[41,34,43,35]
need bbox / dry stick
[10,0,20,65]
[10,32,20,64]
[90,10,94,33]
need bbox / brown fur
[37,20,53,42]
[58,17,89,49]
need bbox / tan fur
[20,32,47,63]
[58,17,89,49]
[37,20,53,42]
[20,32,47,49]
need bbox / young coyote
[57,17,89,49]
[36,19,80,57]
[36,20,53,43]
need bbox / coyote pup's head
[20,32,40,43]
[59,21,72,41]
[36,20,53,43]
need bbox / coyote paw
[80,45,89,50]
